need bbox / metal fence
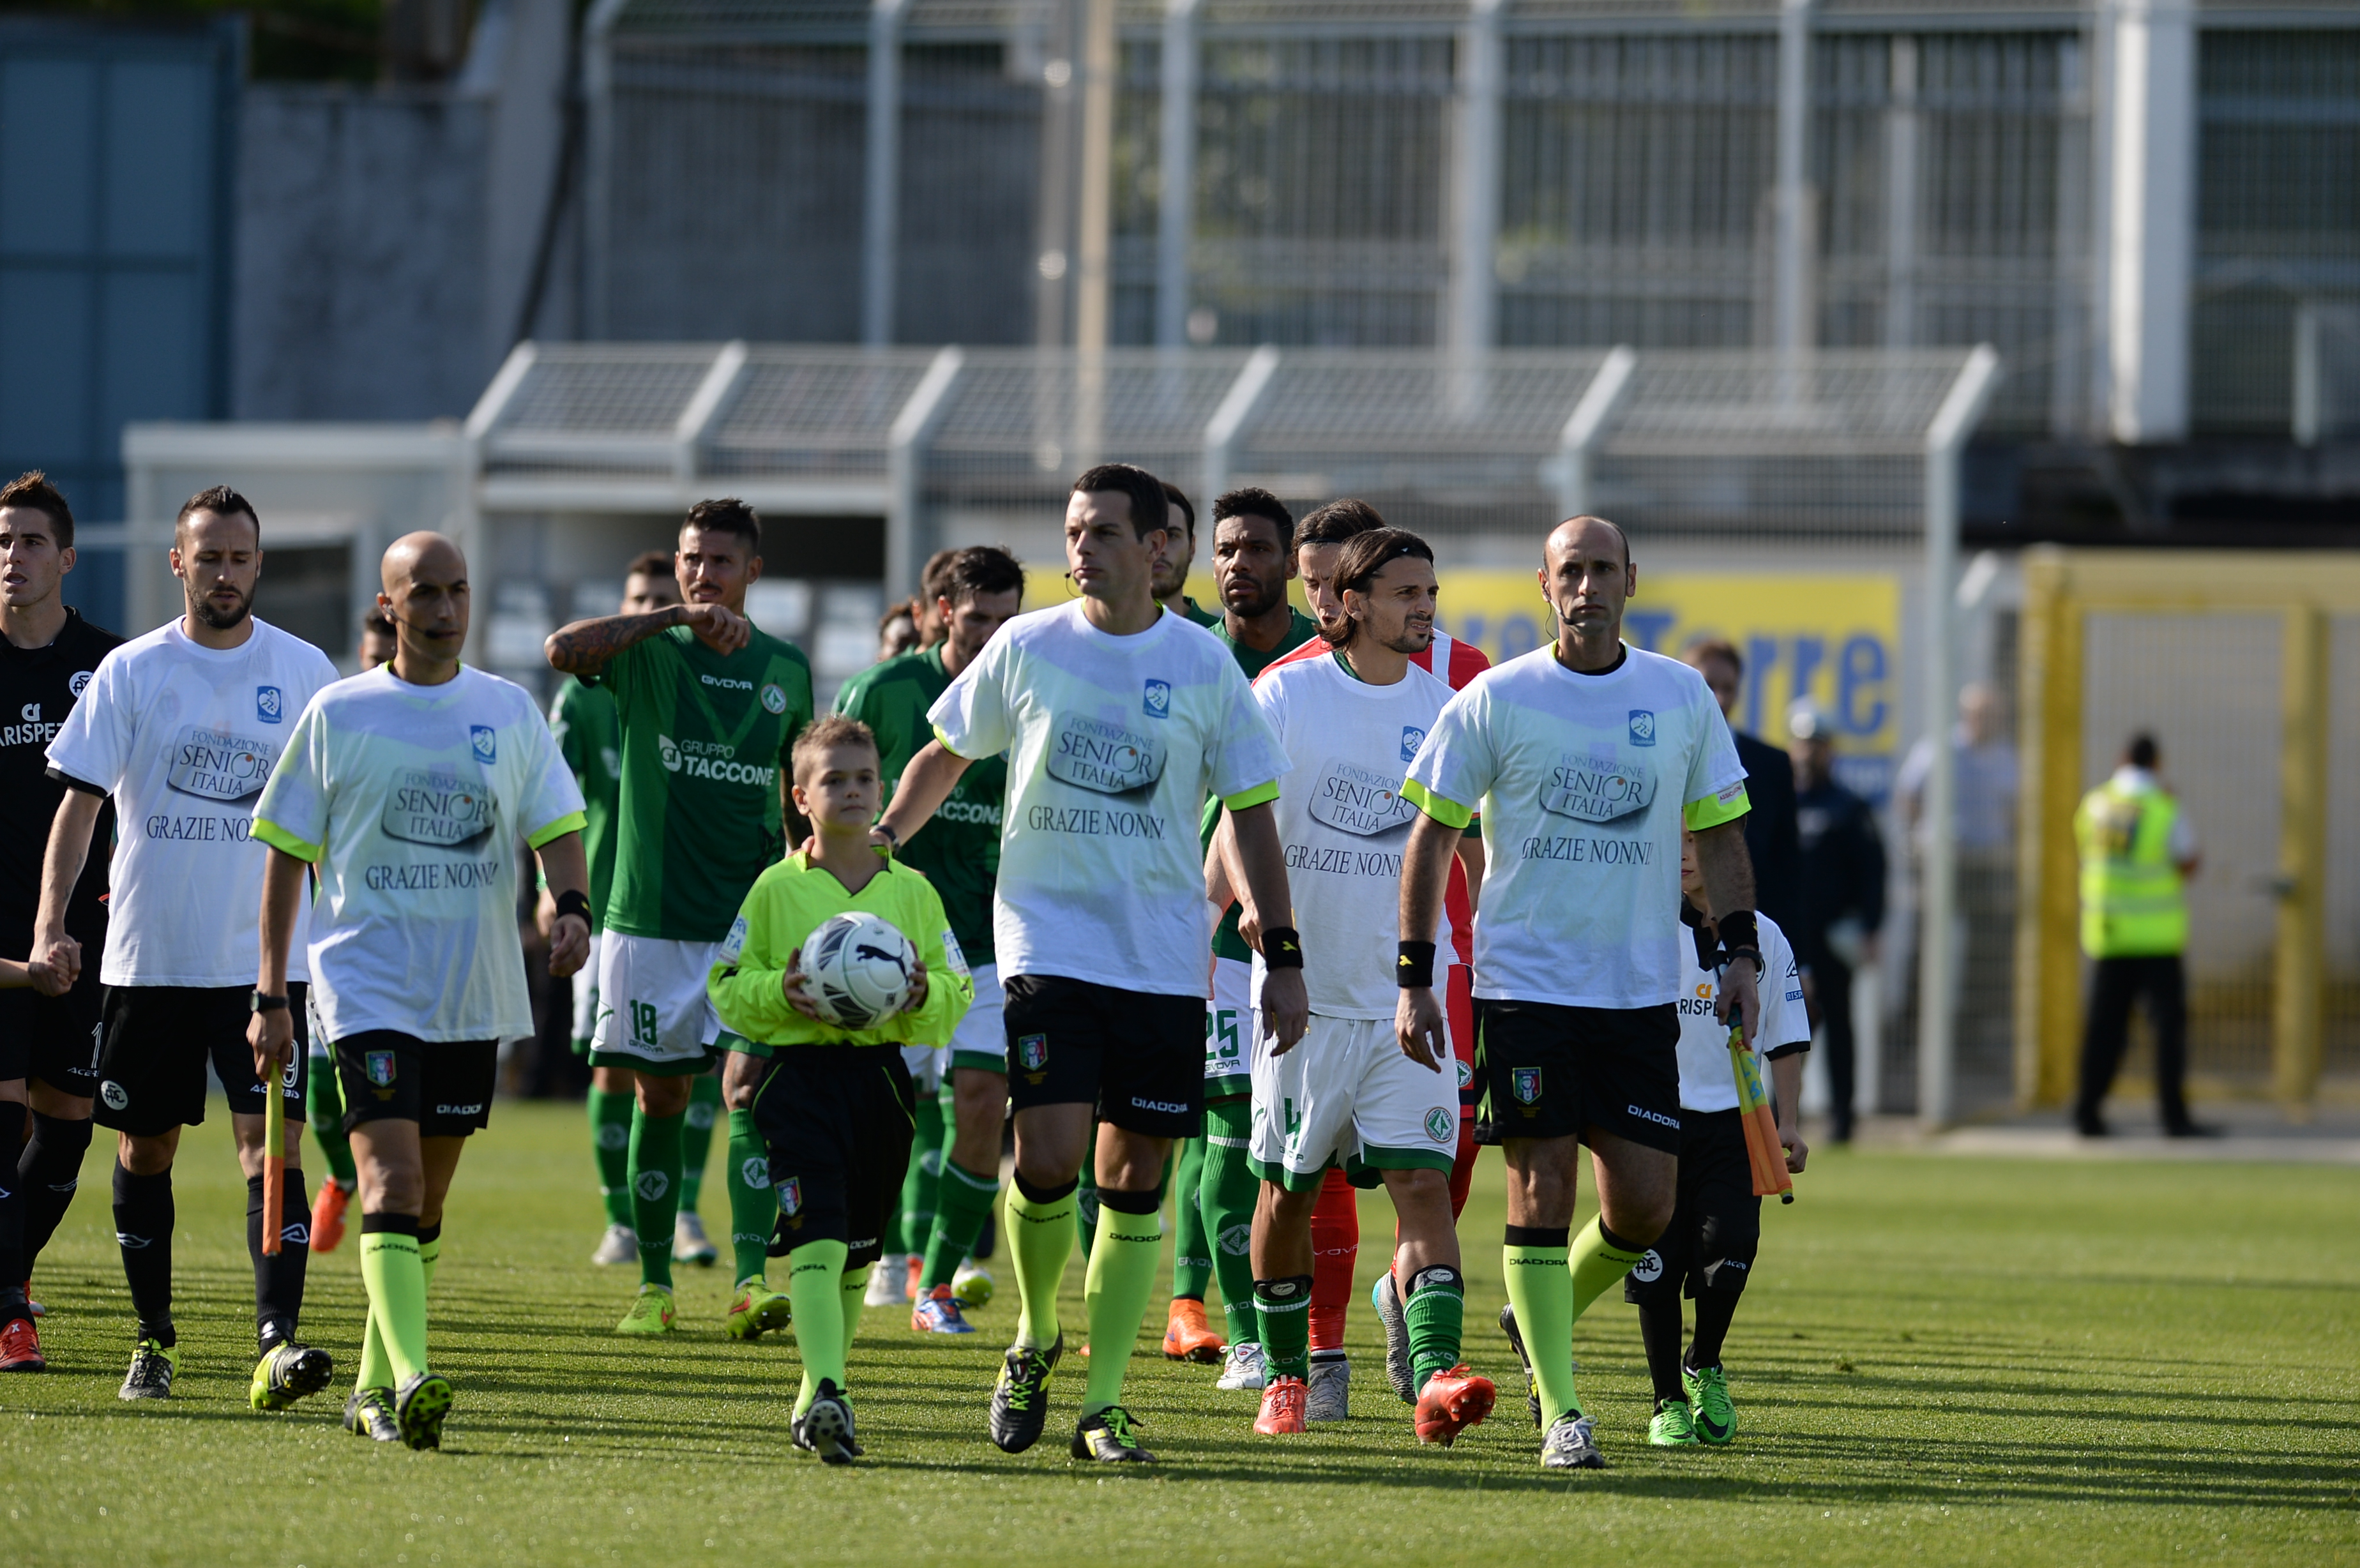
[584,0,2360,442]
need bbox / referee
[252,532,591,1449]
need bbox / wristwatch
[251,991,289,1014]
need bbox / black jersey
[0,607,123,956]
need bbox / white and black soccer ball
[801,911,918,1031]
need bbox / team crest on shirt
[1456,1057,1472,1089]
[1400,725,1426,763]
[1424,1107,1455,1143]
[1628,709,1656,746]
[256,686,284,723]
[1018,1034,1048,1074]
[760,682,788,715]
[70,671,93,697]
[365,1050,396,1087]
[1511,1067,1542,1104]
[470,725,498,764]
[776,1176,802,1218]
[1142,679,1171,718]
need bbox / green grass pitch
[1,1100,2352,1567]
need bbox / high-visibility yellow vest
[2073,775,2188,958]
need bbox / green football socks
[923,1157,1001,1292]
[1006,1177,1078,1350]
[1255,1274,1315,1383]
[629,1106,685,1289]
[1202,1100,1260,1345]
[680,1072,723,1212]
[305,1067,357,1187]
[1080,1192,1163,1416]
[897,1094,946,1258]
[1170,1136,1212,1301]
[1502,1230,1578,1428]
[787,1239,850,1420]
[1569,1216,1651,1324]
[358,1217,430,1387]
[588,1087,635,1229]
[1402,1264,1467,1390]
[725,1109,774,1286]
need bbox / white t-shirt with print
[1403,643,1747,1010]
[1247,652,1455,1020]
[253,665,586,1043]
[1674,910,1808,1112]
[45,619,339,987]
[928,601,1289,997]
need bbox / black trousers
[1801,947,1858,1139]
[2076,954,2189,1127]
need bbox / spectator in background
[1897,682,2020,1104]
[916,549,958,647]
[1681,638,1800,931]
[1789,700,1886,1143]
[876,599,921,663]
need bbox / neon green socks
[896,1094,946,1258]
[1402,1263,1466,1390]
[1170,1135,1212,1300]
[787,1239,851,1419]
[1569,1216,1651,1323]
[1080,1191,1163,1415]
[679,1071,723,1212]
[1255,1273,1315,1382]
[588,1087,634,1229]
[356,1222,441,1392]
[725,1108,775,1286]
[1202,1100,1260,1345]
[1502,1230,1578,1427]
[1006,1176,1078,1350]
[305,1067,356,1187]
[629,1106,684,1289]
[358,1216,430,1386]
[922,1157,1000,1292]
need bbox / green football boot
[345,1386,402,1442]
[395,1371,453,1451]
[250,1341,335,1411]
[1071,1405,1154,1463]
[1648,1398,1701,1447]
[725,1278,792,1341]
[616,1283,677,1336]
[1683,1362,1737,1445]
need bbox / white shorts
[1248,1013,1458,1191]
[590,931,722,1071]
[1205,955,1255,1094]
[947,962,1005,1074]
[901,1043,948,1092]
[571,963,601,1044]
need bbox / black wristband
[1262,927,1305,970]
[1714,908,1759,967]
[873,821,900,849]
[250,991,288,1014]
[1396,940,1437,989]
[555,889,593,924]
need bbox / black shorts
[1626,1108,1760,1305]
[0,963,103,1097]
[752,1047,916,1270]
[93,983,309,1137]
[1002,974,1204,1140]
[335,1031,498,1139]
[1471,997,1683,1154]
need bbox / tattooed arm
[545,602,750,677]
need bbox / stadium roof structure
[463,340,1999,587]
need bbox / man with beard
[36,486,341,1404]
[1152,483,1218,628]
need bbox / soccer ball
[801,911,918,1031]
[951,1263,994,1311]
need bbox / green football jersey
[548,677,621,934]
[594,622,815,942]
[834,644,1005,969]
[1206,607,1322,962]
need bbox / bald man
[36,485,340,1400]
[252,532,592,1450]
[1396,515,1761,1470]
